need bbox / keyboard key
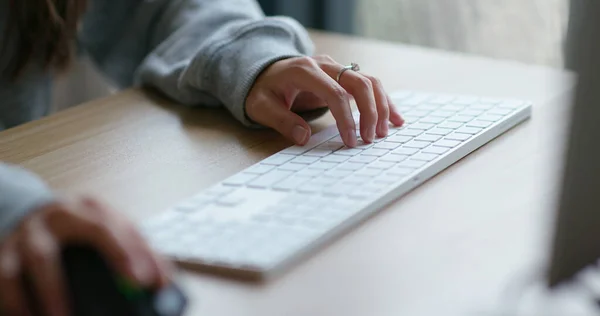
[296,168,322,178]
[362,148,390,157]
[416,104,439,111]
[298,184,322,193]
[308,161,338,170]
[397,129,423,137]
[499,100,525,109]
[426,128,453,136]
[419,116,445,124]
[246,164,275,175]
[387,135,413,143]
[374,142,401,150]
[477,114,503,122]
[466,120,491,129]
[488,108,514,116]
[399,160,427,169]
[342,175,367,186]
[390,90,413,100]
[328,135,343,143]
[429,95,455,104]
[380,154,408,163]
[402,116,419,124]
[205,185,235,197]
[401,94,430,106]
[318,142,344,151]
[216,195,246,207]
[453,96,478,105]
[430,110,455,118]
[415,134,442,142]
[263,154,295,166]
[434,139,462,148]
[403,141,430,149]
[334,148,363,156]
[471,103,494,110]
[392,147,419,156]
[458,109,484,117]
[448,115,474,123]
[422,146,450,155]
[367,161,395,170]
[445,133,472,141]
[273,177,310,191]
[323,169,353,179]
[338,162,366,171]
[440,104,465,112]
[321,155,349,163]
[373,174,403,185]
[349,155,378,163]
[223,173,259,186]
[409,122,435,130]
[355,168,382,177]
[411,153,439,162]
[455,127,482,135]
[438,122,463,130]
[248,170,294,188]
[389,166,415,176]
[278,162,306,172]
[291,156,320,164]
[323,185,356,197]
[355,141,375,150]
[405,110,431,118]
[479,98,501,104]
[305,148,333,157]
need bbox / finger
[20,219,70,316]
[45,199,158,288]
[0,238,31,316]
[314,56,376,142]
[286,58,357,147]
[364,75,391,137]
[386,94,405,127]
[337,71,378,142]
[246,91,312,145]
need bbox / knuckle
[354,76,373,91]
[314,54,335,63]
[366,75,383,87]
[331,86,348,103]
[24,237,57,265]
[293,56,318,69]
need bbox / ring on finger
[336,62,360,83]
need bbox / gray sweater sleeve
[0,163,55,241]
[80,0,315,126]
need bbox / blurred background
[53,0,571,111]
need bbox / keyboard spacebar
[279,125,340,155]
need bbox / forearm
[0,163,54,240]
[83,0,314,126]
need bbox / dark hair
[3,0,88,79]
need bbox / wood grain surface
[0,32,581,316]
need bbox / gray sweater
[0,0,313,239]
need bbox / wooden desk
[0,32,579,315]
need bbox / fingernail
[367,127,376,142]
[379,122,389,137]
[345,129,357,147]
[292,125,309,144]
[133,259,154,285]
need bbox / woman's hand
[0,197,169,316]
[246,55,404,148]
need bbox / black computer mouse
[24,245,188,316]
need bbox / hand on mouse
[0,197,170,316]
[246,55,405,148]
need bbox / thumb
[246,92,312,145]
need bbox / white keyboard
[141,91,532,279]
